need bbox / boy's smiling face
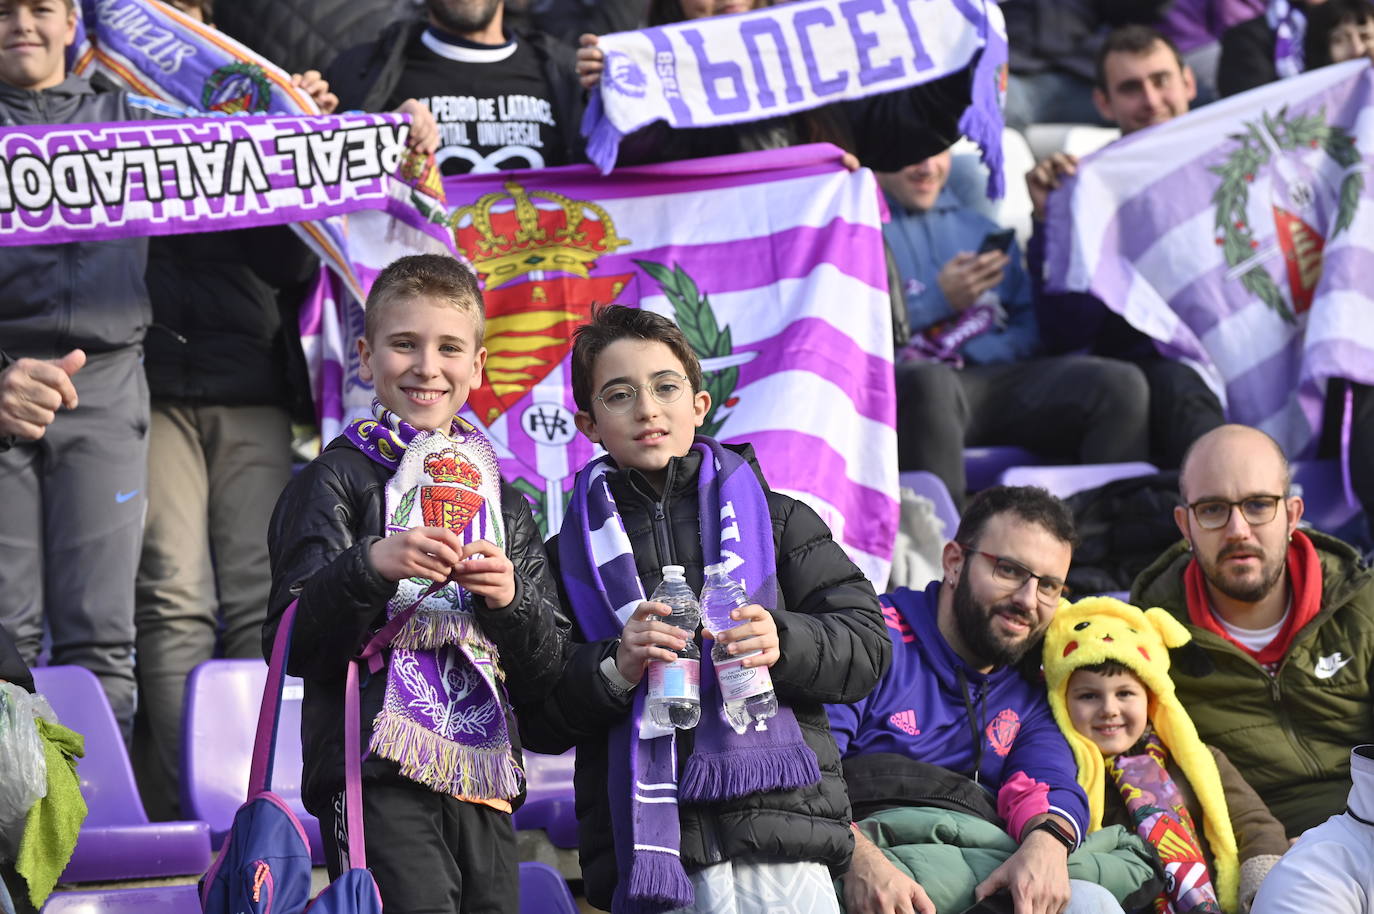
[358,294,486,431]
[1066,668,1150,757]
[575,338,709,488]
[0,0,76,92]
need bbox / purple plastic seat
[964,446,1047,493]
[998,461,1159,500]
[518,861,578,914]
[512,749,578,849]
[1292,459,1362,536]
[898,471,960,540]
[29,666,211,883]
[181,658,325,865]
[40,885,200,913]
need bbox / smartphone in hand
[977,228,1015,255]
[958,890,1016,914]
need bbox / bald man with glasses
[1132,423,1374,838]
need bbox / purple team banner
[0,112,445,246]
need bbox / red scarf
[1184,530,1322,667]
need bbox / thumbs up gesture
[0,349,86,441]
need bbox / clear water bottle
[700,562,777,734]
[646,565,701,730]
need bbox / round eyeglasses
[593,373,690,415]
[1186,495,1284,530]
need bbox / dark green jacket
[1131,530,1374,837]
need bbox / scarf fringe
[582,90,622,175]
[369,712,522,800]
[678,741,821,803]
[612,851,694,914]
[389,610,501,667]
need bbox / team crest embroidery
[1212,105,1363,323]
[418,448,486,533]
[985,708,1020,758]
[450,180,634,425]
[200,62,272,114]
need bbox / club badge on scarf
[559,437,821,914]
[347,401,522,801]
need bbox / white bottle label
[714,653,772,701]
[649,658,700,700]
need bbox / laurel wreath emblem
[635,259,739,438]
[1210,105,1362,323]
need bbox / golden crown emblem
[424,449,483,489]
[450,180,630,288]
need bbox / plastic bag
[0,681,50,828]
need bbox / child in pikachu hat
[1042,596,1289,913]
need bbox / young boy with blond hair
[1042,596,1289,913]
[264,254,565,913]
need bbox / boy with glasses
[518,304,888,914]
[1132,423,1374,838]
[829,486,1145,914]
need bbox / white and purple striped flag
[1045,60,1374,457]
[309,144,898,583]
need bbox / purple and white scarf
[582,0,1009,196]
[559,438,821,914]
[1267,0,1307,78]
[345,401,522,801]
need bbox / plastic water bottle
[646,565,701,729]
[700,562,778,734]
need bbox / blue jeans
[1067,879,1127,913]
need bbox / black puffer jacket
[212,0,414,79]
[264,435,569,813]
[520,446,889,910]
[0,76,159,360]
[325,17,584,163]
[144,226,317,409]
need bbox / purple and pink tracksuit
[827,581,1089,844]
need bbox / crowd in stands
[2,0,1374,911]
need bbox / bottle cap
[662,565,686,578]
[704,562,727,575]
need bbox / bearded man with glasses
[1132,423,1374,839]
[829,486,1161,914]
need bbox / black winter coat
[519,447,889,910]
[264,435,568,813]
[325,18,585,164]
[212,0,414,81]
[144,226,317,408]
[1218,15,1278,98]
[1002,0,1172,81]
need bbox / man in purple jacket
[830,486,1120,914]
[1026,25,1226,471]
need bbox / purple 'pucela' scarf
[582,0,1009,197]
[559,437,821,914]
[345,401,522,800]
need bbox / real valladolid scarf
[345,400,521,801]
[559,438,821,914]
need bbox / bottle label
[714,653,773,701]
[649,658,700,701]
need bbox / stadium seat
[180,659,324,865]
[898,471,960,539]
[1023,123,1122,162]
[964,446,1047,493]
[999,462,1159,499]
[512,749,578,849]
[1292,459,1363,536]
[30,666,212,883]
[40,885,200,914]
[518,861,578,914]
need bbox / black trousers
[1320,380,1374,541]
[895,355,1150,506]
[320,781,519,914]
[1137,357,1226,469]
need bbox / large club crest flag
[1045,60,1374,456]
[311,145,899,583]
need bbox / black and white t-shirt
[388,28,568,175]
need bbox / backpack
[200,600,384,913]
[1063,471,1184,596]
